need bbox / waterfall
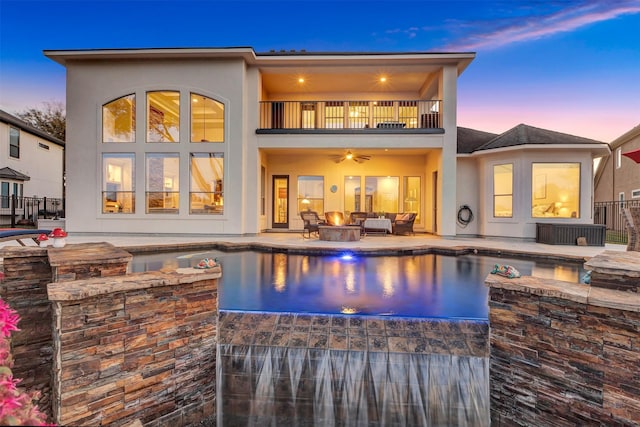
[218,344,489,426]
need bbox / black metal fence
[593,199,640,244]
[0,195,64,228]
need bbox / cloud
[389,1,640,51]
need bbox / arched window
[102,94,135,142]
[191,93,224,142]
[147,91,180,142]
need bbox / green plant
[0,298,52,426]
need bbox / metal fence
[0,195,64,228]
[593,199,640,244]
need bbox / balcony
[257,100,443,133]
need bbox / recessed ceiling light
[298,78,304,83]
[380,77,387,82]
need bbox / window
[372,101,394,127]
[493,164,513,217]
[365,176,399,214]
[147,91,179,142]
[190,153,224,214]
[1,182,8,208]
[344,176,361,213]
[324,102,344,129]
[103,94,136,142]
[261,166,266,215]
[9,126,19,158]
[301,103,316,129]
[191,93,224,142]
[632,189,640,199]
[146,153,179,213]
[102,154,135,213]
[616,147,622,169]
[531,163,580,218]
[348,101,368,128]
[398,101,418,128]
[403,176,421,222]
[298,176,324,213]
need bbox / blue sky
[1,0,639,142]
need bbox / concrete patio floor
[1,231,626,261]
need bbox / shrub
[0,298,52,426]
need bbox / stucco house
[44,47,608,240]
[0,110,65,220]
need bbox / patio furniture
[392,212,417,235]
[324,211,345,226]
[622,207,640,251]
[301,211,325,239]
[364,218,392,235]
[318,225,361,242]
[349,211,369,235]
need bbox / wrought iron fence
[0,195,64,228]
[593,199,640,244]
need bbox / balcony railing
[258,100,442,131]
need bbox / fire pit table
[318,225,361,242]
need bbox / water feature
[129,249,586,426]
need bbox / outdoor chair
[325,211,345,226]
[622,207,640,251]
[392,212,416,235]
[301,211,325,239]
[349,211,369,235]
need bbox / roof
[609,123,640,149]
[0,110,65,147]
[472,123,607,152]
[457,127,499,154]
[0,167,30,181]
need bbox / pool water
[130,250,587,320]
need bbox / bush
[0,298,52,426]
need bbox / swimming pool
[130,250,588,320]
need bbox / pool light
[340,252,355,261]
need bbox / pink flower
[0,299,20,338]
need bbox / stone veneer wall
[47,269,220,426]
[0,247,54,420]
[486,252,640,426]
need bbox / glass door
[272,175,289,228]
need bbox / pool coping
[121,240,590,265]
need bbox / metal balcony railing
[258,100,442,131]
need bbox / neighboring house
[0,110,65,217]
[594,124,640,204]
[44,47,607,240]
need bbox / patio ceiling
[260,147,435,157]
[260,65,440,96]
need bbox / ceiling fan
[329,150,371,164]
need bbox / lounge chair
[0,228,52,246]
[300,211,325,239]
[392,213,416,235]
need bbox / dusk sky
[1,0,639,142]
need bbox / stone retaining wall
[486,252,640,425]
[48,269,219,426]
[1,243,220,426]
[0,246,54,420]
